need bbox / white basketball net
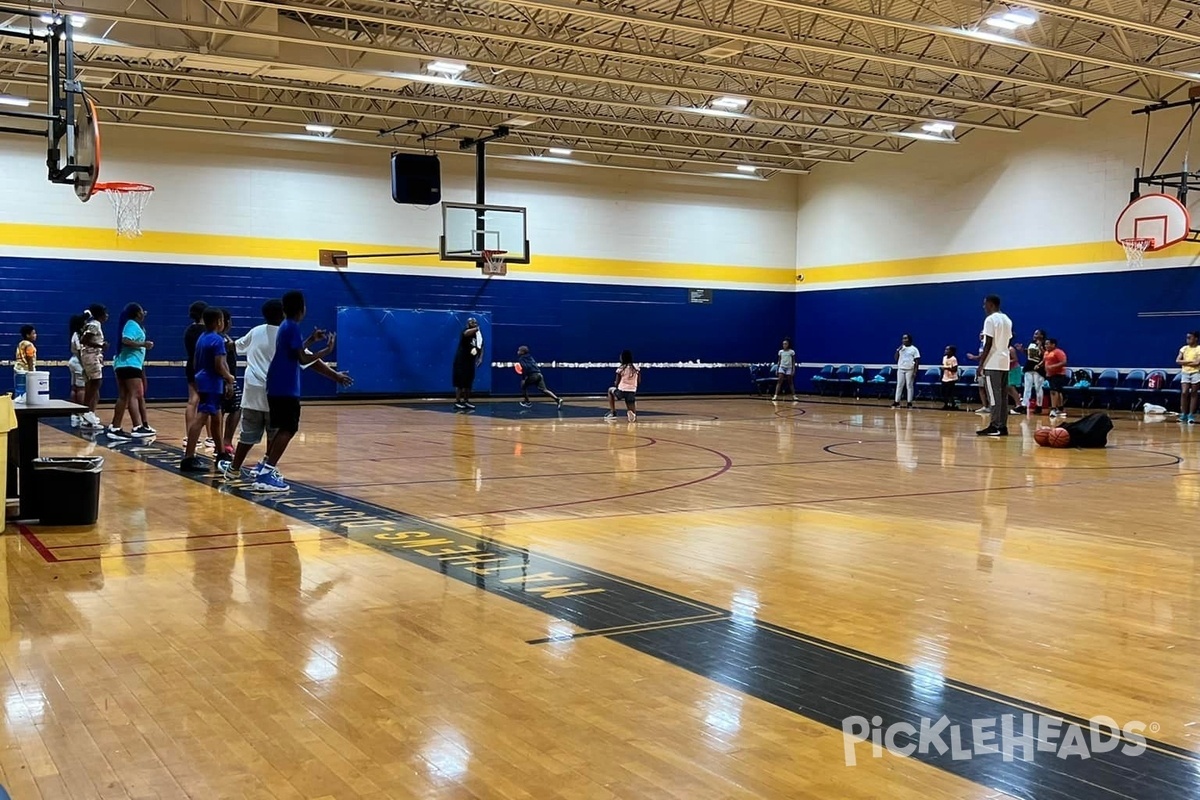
[1120,237,1153,270]
[482,249,507,276]
[96,183,155,238]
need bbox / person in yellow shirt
[1177,331,1200,424]
[13,325,36,401]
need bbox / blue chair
[1087,369,1121,408]
[1162,372,1184,411]
[957,366,977,403]
[750,363,776,396]
[832,365,851,395]
[1112,369,1146,409]
[810,364,835,395]
[1144,370,1169,407]
[847,364,866,396]
[917,366,942,399]
[866,366,894,398]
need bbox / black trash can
[32,457,104,525]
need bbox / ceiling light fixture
[427,61,467,77]
[0,93,31,107]
[548,147,573,156]
[985,8,1037,28]
[711,96,748,110]
[921,121,955,134]
[897,130,958,143]
[305,123,335,135]
[737,164,758,173]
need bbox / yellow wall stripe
[0,222,795,288]
[798,238,1200,285]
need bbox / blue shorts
[198,392,222,416]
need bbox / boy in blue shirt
[516,345,563,409]
[181,308,235,472]
[257,290,350,492]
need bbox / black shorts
[522,373,547,392]
[610,387,637,406]
[222,387,242,415]
[114,366,143,382]
[267,396,301,433]
[1048,375,1067,392]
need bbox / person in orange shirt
[13,324,36,400]
[1043,338,1068,418]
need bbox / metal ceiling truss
[2,0,1200,178]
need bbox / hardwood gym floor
[2,398,1198,799]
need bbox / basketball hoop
[1120,237,1153,269]
[482,249,507,276]
[94,182,155,238]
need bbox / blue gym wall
[0,255,795,400]
[794,265,1200,380]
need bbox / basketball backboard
[441,203,530,263]
[1114,193,1190,251]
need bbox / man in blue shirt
[181,308,235,472]
[257,290,350,492]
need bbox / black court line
[37,420,1200,800]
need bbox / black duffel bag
[1062,412,1113,448]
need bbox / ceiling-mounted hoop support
[0,7,97,196]
[1127,96,1200,242]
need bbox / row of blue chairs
[804,365,1189,409]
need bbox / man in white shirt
[977,294,1014,437]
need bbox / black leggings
[940,381,957,405]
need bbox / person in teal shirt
[108,303,155,440]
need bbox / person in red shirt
[1043,338,1068,418]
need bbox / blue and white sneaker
[252,468,289,493]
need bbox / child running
[772,338,797,401]
[606,350,640,422]
[1043,338,1069,418]
[939,346,959,410]
[67,315,86,426]
[258,291,350,492]
[1176,330,1200,423]
[13,325,36,402]
[181,308,234,472]
[516,346,564,409]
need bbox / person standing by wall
[1020,329,1046,414]
[453,317,482,411]
[976,295,1013,437]
[1176,331,1200,423]
[891,334,920,409]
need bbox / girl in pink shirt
[606,350,641,422]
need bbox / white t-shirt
[896,345,920,370]
[237,324,279,412]
[778,349,796,370]
[982,312,1014,371]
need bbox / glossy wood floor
[3,397,1200,799]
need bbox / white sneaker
[70,415,81,428]
[771,395,779,401]
[627,410,637,422]
[604,412,616,420]
[84,412,102,427]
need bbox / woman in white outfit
[892,333,920,408]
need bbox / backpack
[1062,412,1113,448]
[1147,373,1164,390]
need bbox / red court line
[45,527,295,550]
[18,525,60,563]
[50,536,341,562]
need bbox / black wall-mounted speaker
[391,153,441,205]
